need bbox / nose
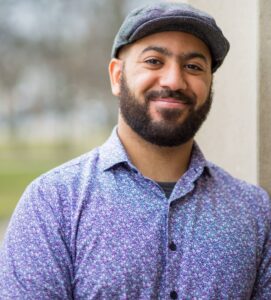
[158,63,187,91]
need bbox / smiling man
[1,2,271,299]
[114,31,212,147]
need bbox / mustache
[145,89,196,105]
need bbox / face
[109,31,213,147]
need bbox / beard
[119,73,213,147]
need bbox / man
[0,2,270,299]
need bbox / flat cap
[112,2,230,72]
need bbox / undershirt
[157,182,176,198]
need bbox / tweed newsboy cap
[111,2,230,72]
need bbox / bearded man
[1,2,270,299]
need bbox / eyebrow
[141,46,209,64]
[141,46,172,57]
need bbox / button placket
[166,201,179,300]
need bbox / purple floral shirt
[1,128,271,299]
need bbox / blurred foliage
[0,0,126,141]
[0,0,157,143]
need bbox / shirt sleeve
[251,191,271,299]
[0,179,73,300]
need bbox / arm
[251,192,271,299]
[0,179,73,299]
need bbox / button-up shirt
[1,128,271,299]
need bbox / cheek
[128,71,157,96]
[193,78,212,107]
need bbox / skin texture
[109,31,213,182]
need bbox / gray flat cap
[112,2,230,72]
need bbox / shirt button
[169,241,177,251]
[170,290,178,299]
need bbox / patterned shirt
[0,128,271,300]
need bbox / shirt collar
[185,142,213,181]
[99,127,132,172]
[99,127,213,178]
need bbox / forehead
[122,31,211,61]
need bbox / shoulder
[8,147,103,245]
[207,161,271,214]
[207,161,269,196]
[17,147,102,219]
[30,146,101,192]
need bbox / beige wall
[188,0,259,185]
[259,0,271,194]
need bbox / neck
[117,116,194,182]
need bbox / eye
[144,58,163,66]
[185,64,203,72]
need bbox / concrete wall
[188,0,259,185]
[259,0,271,194]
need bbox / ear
[108,58,123,96]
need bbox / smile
[151,97,191,109]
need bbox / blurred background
[1,0,271,242]
[0,0,158,240]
